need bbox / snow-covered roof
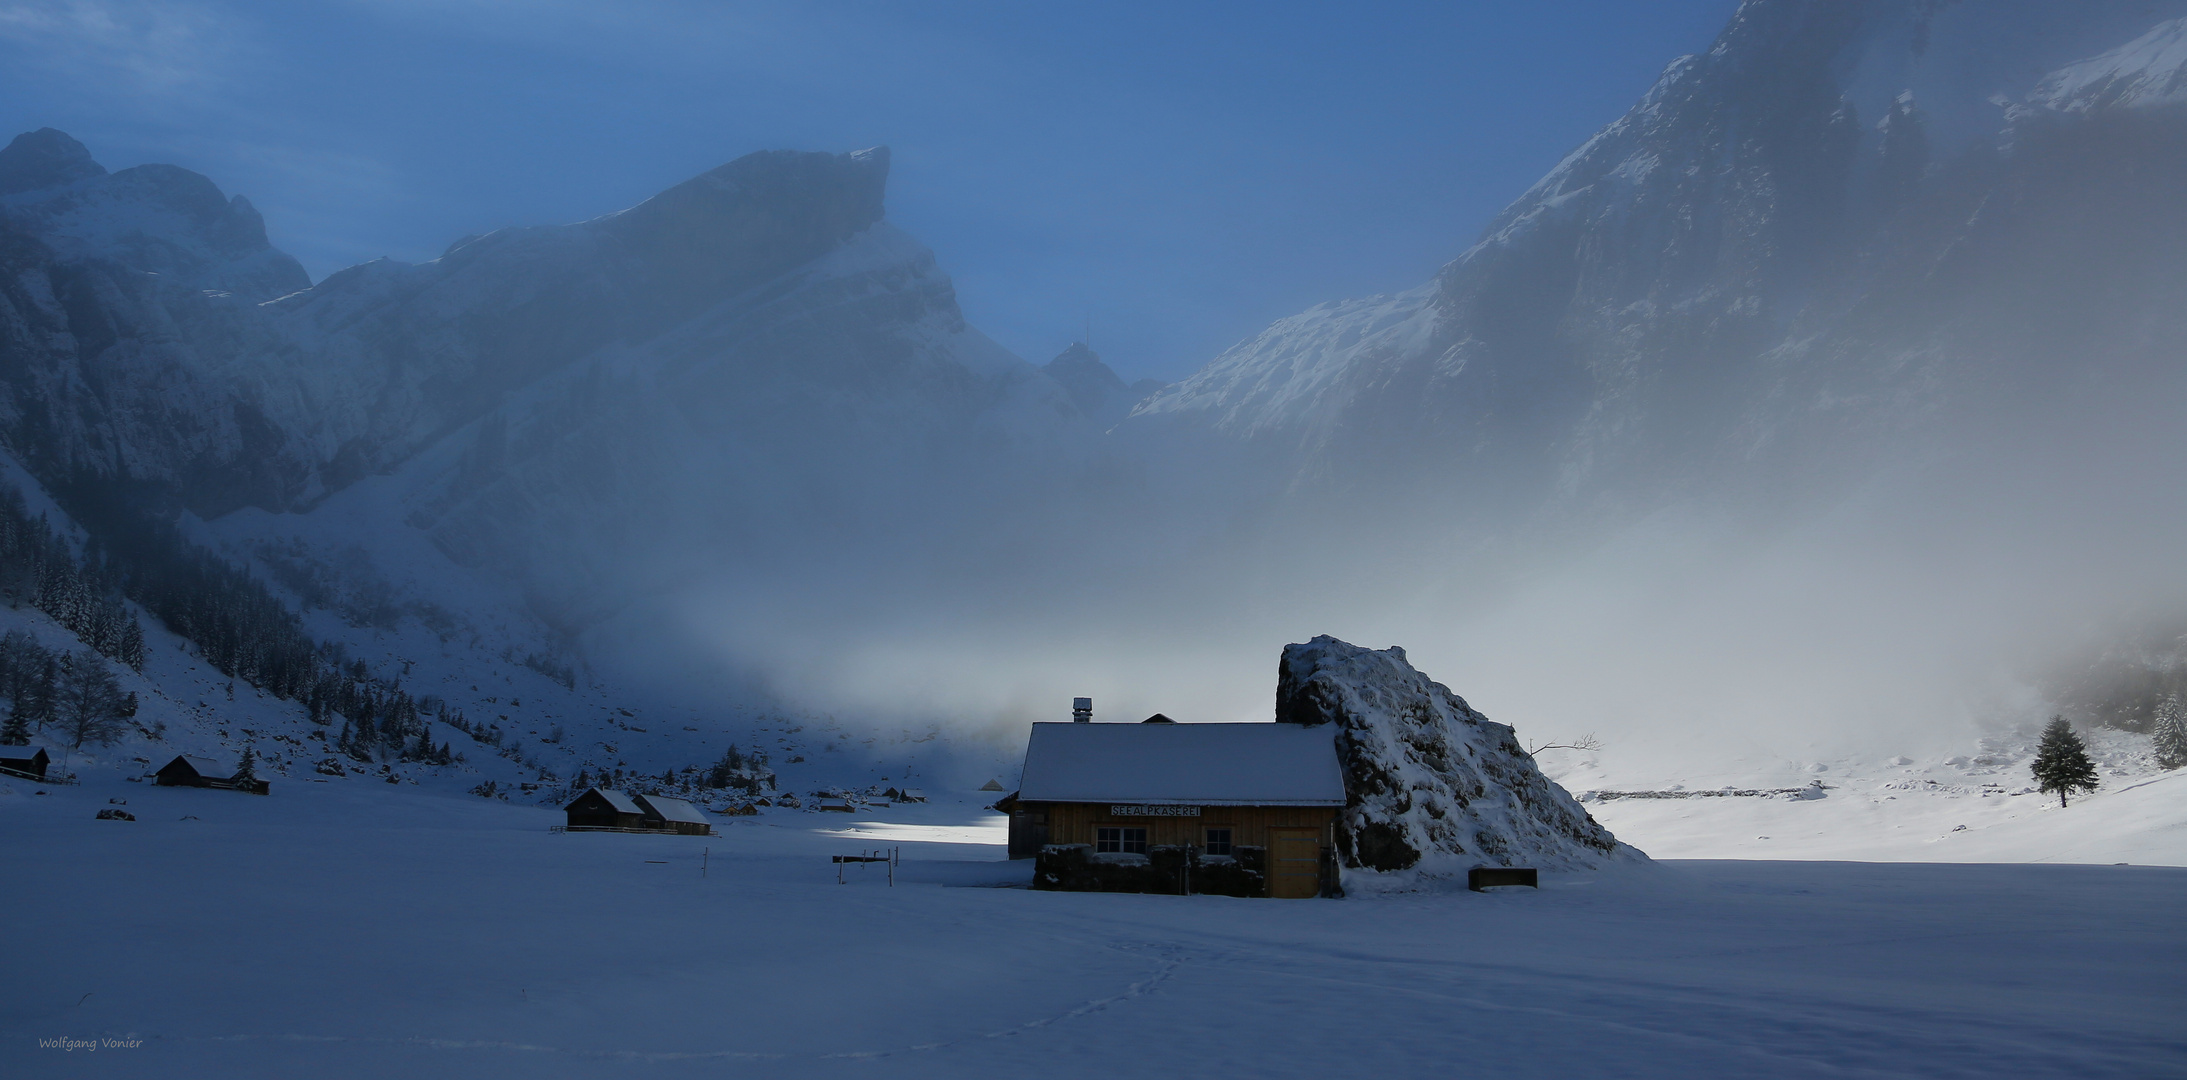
[637,794,709,824]
[166,755,231,778]
[0,746,48,760]
[1017,722,1345,806]
[580,788,645,815]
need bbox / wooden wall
[1030,802,1337,852]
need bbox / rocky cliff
[0,129,1103,632]
[1133,0,2187,519]
[1276,635,1640,878]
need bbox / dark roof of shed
[636,794,709,824]
[161,754,231,777]
[568,787,646,815]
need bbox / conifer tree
[2031,715,2100,807]
[0,705,28,746]
[235,747,257,782]
[117,617,145,671]
[17,656,54,732]
[2152,695,2187,770]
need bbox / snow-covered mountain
[0,126,1108,801]
[0,129,313,511]
[2,129,1110,626]
[1132,0,2187,514]
[7,0,2187,817]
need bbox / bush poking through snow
[1275,636,1642,881]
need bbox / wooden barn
[562,788,714,835]
[154,754,270,795]
[564,787,648,829]
[1008,721,1345,899]
[0,746,50,779]
[637,794,713,836]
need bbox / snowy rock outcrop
[1276,635,1639,875]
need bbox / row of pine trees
[0,490,146,752]
[0,488,146,671]
[0,484,464,768]
[0,629,138,749]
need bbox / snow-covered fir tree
[2152,695,2187,770]
[2031,716,2100,807]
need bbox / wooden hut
[1011,722,1345,899]
[154,754,269,795]
[564,787,648,829]
[0,746,50,779]
[635,794,713,836]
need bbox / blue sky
[0,1,1736,383]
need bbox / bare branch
[1525,733,1603,756]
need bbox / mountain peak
[0,128,106,196]
[1043,342,1128,417]
[581,146,893,315]
[610,146,889,245]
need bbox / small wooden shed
[636,794,713,836]
[0,746,50,779]
[157,755,229,786]
[565,787,648,829]
[154,754,270,794]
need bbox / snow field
[6,774,2183,1079]
[1556,727,2187,865]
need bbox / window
[1096,827,1147,854]
[1204,828,1233,856]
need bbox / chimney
[1072,697,1093,723]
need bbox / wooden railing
[0,764,73,784]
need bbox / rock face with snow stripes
[1131,0,2187,517]
[1275,636,1639,877]
[0,128,1096,630]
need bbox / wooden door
[1268,828,1321,898]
